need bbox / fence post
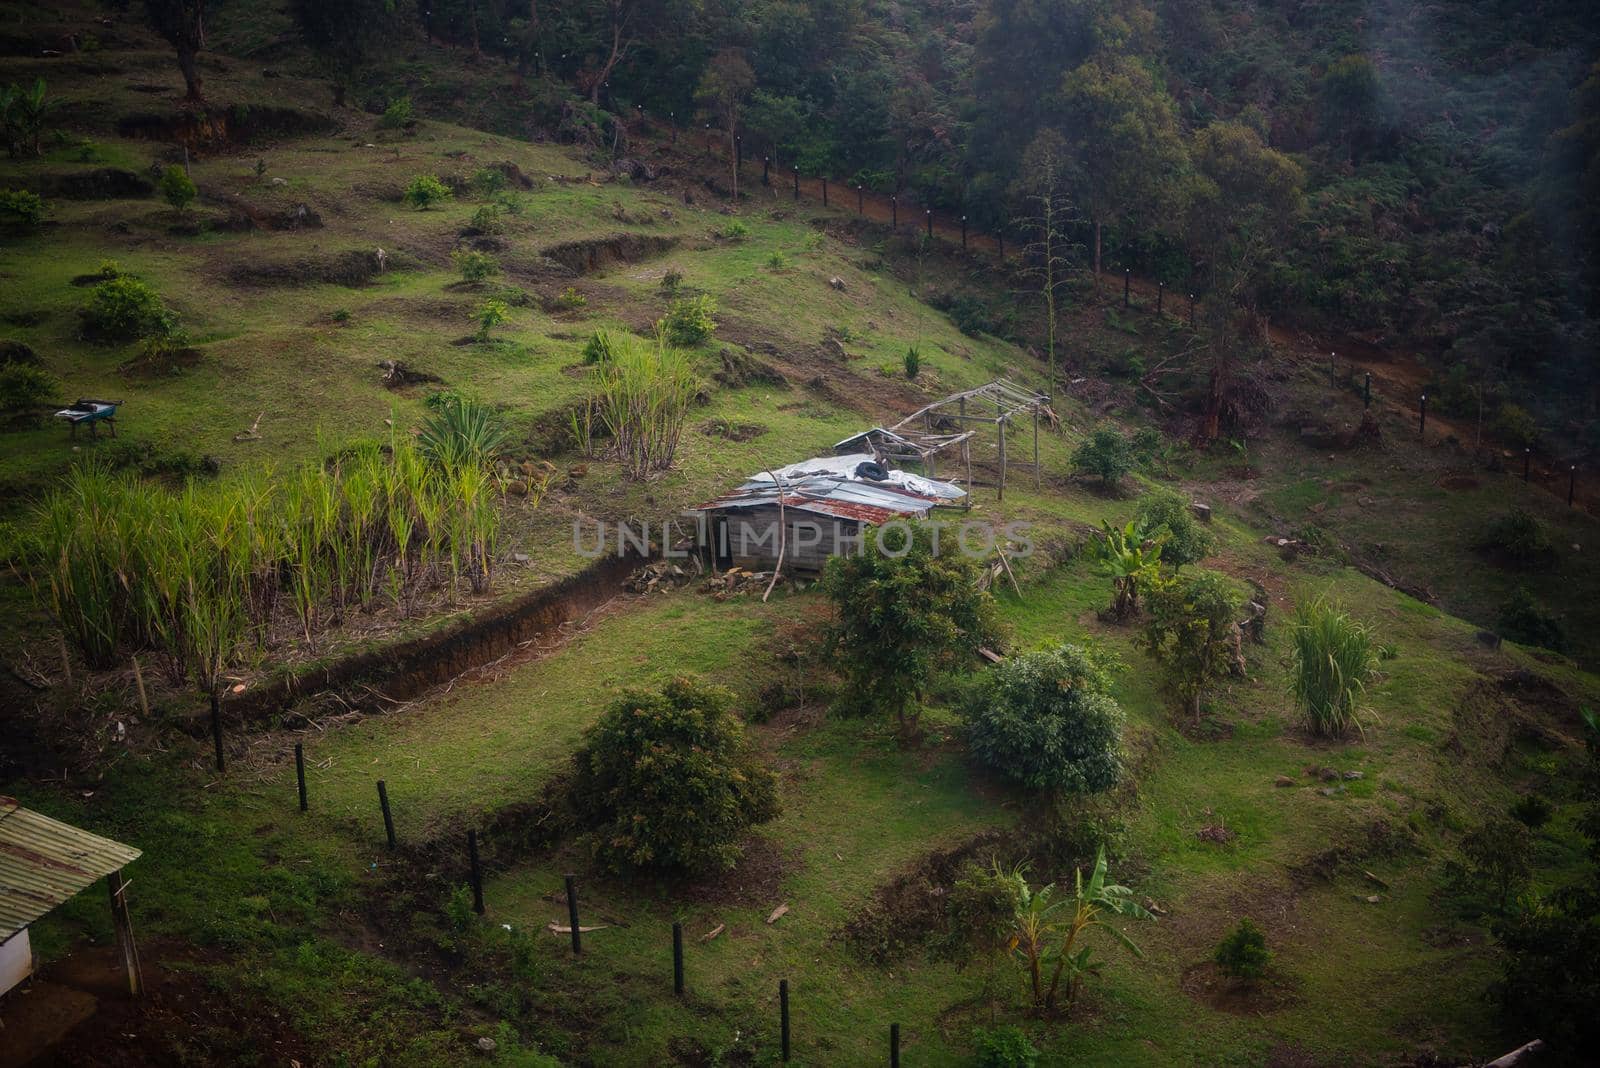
[295,742,307,812]
[779,978,791,1061]
[672,922,684,995]
[997,231,1003,260]
[1523,448,1531,481]
[735,134,742,169]
[1123,269,1130,308]
[1419,393,1428,439]
[925,209,932,239]
[763,156,770,186]
[891,1022,900,1067]
[467,830,484,915]
[669,111,676,145]
[1157,282,1163,315]
[891,195,897,229]
[1363,372,1372,409]
[1189,292,1196,328]
[704,124,711,157]
[377,780,396,849]
[961,215,967,249]
[210,691,225,773]
[821,177,828,206]
[565,874,582,954]
[1570,465,1577,507]
[793,168,799,201]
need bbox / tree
[1459,818,1534,915]
[696,49,755,205]
[1058,52,1187,283]
[1134,487,1212,568]
[1015,129,1080,403]
[1140,568,1242,722]
[819,522,1002,737]
[159,165,196,213]
[1320,55,1381,161]
[962,643,1124,794]
[1073,427,1134,488]
[0,78,55,157]
[1213,919,1271,983]
[1000,848,1153,1014]
[144,0,208,104]
[569,677,780,873]
[475,298,509,341]
[1088,518,1163,620]
[404,175,453,210]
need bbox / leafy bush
[766,250,790,270]
[945,293,999,337]
[451,248,499,282]
[820,522,1001,734]
[719,219,749,240]
[1135,487,1212,567]
[569,677,779,873]
[1140,569,1242,721]
[0,188,43,228]
[660,294,717,344]
[474,298,508,341]
[972,1025,1039,1068]
[0,363,60,415]
[467,204,504,234]
[1088,518,1164,620]
[80,276,176,342]
[403,174,452,210]
[1290,597,1379,737]
[962,643,1124,794]
[659,269,683,293]
[1073,427,1134,487]
[1509,794,1552,829]
[904,345,921,379]
[1213,918,1271,982]
[1478,508,1556,568]
[1,78,54,157]
[555,286,587,310]
[469,166,506,196]
[1494,403,1539,447]
[1498,586,1566,651]
[580,330,620,365]
[1457,818,1533,914]
[379,95,414,129]
[158,165,196,212]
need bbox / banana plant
[1089,519,1164,620]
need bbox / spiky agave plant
[418,395,511,473]
[1290,596,1380,737]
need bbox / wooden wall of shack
[708,505,864,572]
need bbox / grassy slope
[5,4,1600,1067]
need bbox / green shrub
[766,250,789,270]
[962,643,1124,794]
[1509,794,1552,829]
[971,1025,1039,1068]
[1213,918,1271,982]
[467,204,504,234]
[1290,596,1379,737]
[93,258,121,280]
[474,298,508,341]
[581,330,620,365]
[1498,586,1566,652]
[0,188,44,228]
[820,522,1002,734]
[1,78,54,157]
[904,345,921,379]
[418,394,510,471]
[158,165,196,212]
[660,294,717,344]
[1459,817,1534,913]
[555,285,587,311]
[443,884,476,932]
[945,293,998,337]
[1478,509,1556,568]
[451,248,499,282]
[379,95,414,129]
[0,363,60,415]
[469,166,506,196]
[80,276,176,342]
[1494,403,1539,448]
[1073,427,1134,488]
[403,174,452,210]
[1135,487,1212,567]
[1141,569,1242,721]
[569,677,779,873]
[659,269,683,293]
[719,219,749,240]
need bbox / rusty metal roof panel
[0,796,141,940]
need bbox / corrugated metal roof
[694,472,958,525]
[0,796,141,940]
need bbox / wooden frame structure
[839,379,1050,501]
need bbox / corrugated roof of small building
[0,796,141,941]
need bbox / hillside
[2,3,1599,1067]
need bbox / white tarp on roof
[746,454,964,501]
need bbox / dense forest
[271,0,1600,452]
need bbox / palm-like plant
[1001,847,1154,1014]
[1290,596,1380,737]
[1,78,54,157]
[419,395,511,473]
[1089,519,1164,620]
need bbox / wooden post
[762,156,770,186]
[997,417,1007,502]
[891,195,897,229]
[669,111,676,145]
[672,922,684,995]
[856,185,863,214]
[1523,448,1531,481]
[210,690,225,773]
[925,209,932,239]
[890,1023,900,1067]
[1363,373,1372,409]
[107,869,143,998]
[565,874,582,954]
[1419,393,1428,439]
[1123,269,1130,308]
[792,168,799,200]
[57,632,72,688]
[1189,292,1196,328]
[131,656,149,718]
[1569,465,1577,507]
[961,215,967,249]
[295,742,307,812]
[779,978,791,1061]
[821,177,828,206]
[1157,283,1163,315]
[377,780,395,849]
[467,829,484,914]
[1033,409,1040,491]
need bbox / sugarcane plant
[1290,595,1380,737]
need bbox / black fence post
[735,134,742,169]
[672,922,684,995]
[669,111,676,145]
[891,195,897,229]
[210,691,224,773]
[1570,465,1577,507]
[704,124,711,157]
[1123,269,1130,308]
[792,168,799,201]
[467,830,484,915]
[1189,292,1196,328]
[821,177,828,206]
[925,209,932,239]
[890,1023,900,1067]
[762,156,770,186]
[997,231,1004,260]
[1156,282,1163,315]
[1363,373,1372,409]
[779,978,791,1061]
[295,742,307,812]
[1523,448,1531,481]
[960,215,967,249]
[565,874,581,954]
[377,780,396,850]
[1419,393,1428,439]
[856,184,863,214]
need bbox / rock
[1318,786,1345,798]
[1363,894,1381,904]
[1274,775,1295,787]
[520,460,536,477]
[270,177,288,186]
[506,480,529,496]
[1190,501,1212,523]
[1342,770,1364,781]
[1475,630,1502,649]
[568,463,588,478]
[828,276,846,291]
[1316,766,1340,782]
[511,552,531,564]
[826,338,848,360]
[476,1036,497,1053]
